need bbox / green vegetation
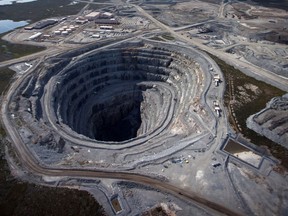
[0,0,111,62]
[0,0,86,63]
[149,34,175,42]
[93,0,110,2]
[0,126,6,137]
[0,66,106,214]
[0,67,15,94]
[149,36,165,41]
[88,2,111,10]
[209,54,288,168]
[142,205,169,216]
[0,129,106,216]
[0,66,106,216]
[0,0,85,62]
[0,0,86,23]
[0,34,45,62]
[161,34,175,41]
[247,0,288,10]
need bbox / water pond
[0,19,28,34]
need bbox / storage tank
[62,31,68,35]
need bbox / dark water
[224,140,251,154]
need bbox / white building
[85,11,101,20]
[101,12,113,18]
[100,25,114,30]
[28,32,42,40]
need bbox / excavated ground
[247,94,288,148]
[25,40,206,146]
[9,39,214,167]
[54,47,176,142]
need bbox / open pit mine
[2,0,288,214]
[3,37,288,216]
[6,39,217,166]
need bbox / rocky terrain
[247,94,288,148]
[1,0,288,215]
[10,39,215,169]
[0,129,106,216]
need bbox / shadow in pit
[91,84,148,142]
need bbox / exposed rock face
[247,94,288,148]
[17,40,208,150]
[39,133,56,147]
[48,42,199,142]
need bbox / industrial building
[84,11,114,21]
[24,26,34,30]
[85,11,101,21]
[33,19,58,29]
[28,32,42,40]
[91,34,100,38]
[100,25,114,30]
[100,12,113,18]
[95,19,120,25]
[76,19,88,24]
